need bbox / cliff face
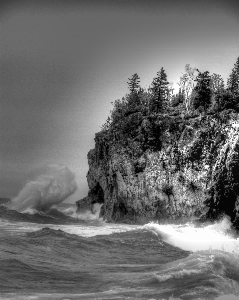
[77,110,239,226]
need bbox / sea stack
[77,65,239,227]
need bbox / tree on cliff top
[192,70,212,112]
[150,67,169,113]
[178,64,197,113]
[126,73,142,109]
[227,56,239,97]
[127,73,140,93]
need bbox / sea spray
[7,164,77,212]
[142,216,239,253]
[60,203,103,220]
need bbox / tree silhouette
[126,73,142,109]
[192,70,212,112]
[127,73,140,94]
[150,67,169,113]
[227,56,239,97]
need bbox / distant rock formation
[77,110,239,227]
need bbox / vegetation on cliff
[100,57,239,166]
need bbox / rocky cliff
[77,110,239,227]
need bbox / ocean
[1,199,239,300]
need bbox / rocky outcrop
[77,110,239,226]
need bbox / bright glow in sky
[1,0,239,202]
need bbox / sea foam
[142,216,239,253]
[61,203,103,220]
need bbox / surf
[2,163,239,299]
[142,216,239,254]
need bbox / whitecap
[142,216,239,253]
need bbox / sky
[1,0,239,203]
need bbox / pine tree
[127,73,140,94]
[192,70,212,112]
[126,73,141,110]
[227,57,239,97]
[150,67,169,113]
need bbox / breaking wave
[6,164,77,213]
[142,216,239,253]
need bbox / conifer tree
[150,67,169,113]
[227,57,239,97]
[192,70,212,112]
[127,73,140,94]
[126,73,141,109]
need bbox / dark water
[0,203,239,300]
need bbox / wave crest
[142,216,239,253]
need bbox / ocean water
[1,199,239,300]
